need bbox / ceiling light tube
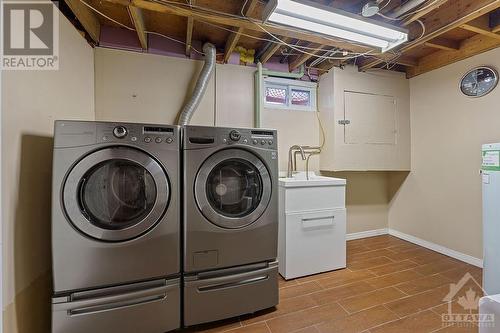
[264,0,408,52]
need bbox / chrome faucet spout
[287,145,307,178]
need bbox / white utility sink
[278,171,347,280]
[279,171,346,187]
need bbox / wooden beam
[359,0,500,71]
[461,15,500,40]
[186,16,194,56]
[288,43,325,71]
[407,34,500,77]
[401,0,449,26]
[127,6,147,49]
[259,37,291,63]
[394,55,418,67]
[64,0,101,43]
[108,0,373,53]
[314,58,341,72]
[224,29,242,63]
[223,0,259,63]
[424,37,460,51]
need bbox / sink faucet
[287,145,307,178]
[287,145,323,179]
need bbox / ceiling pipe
[387,0,428,18]
[177,42,216,126]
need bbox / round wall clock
[460,66,498,98]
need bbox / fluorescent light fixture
[264,0,408,52]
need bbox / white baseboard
[388,228,483,268]
[346,228,388,241]
[345,227,483,268]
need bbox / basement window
[264,77,317,112]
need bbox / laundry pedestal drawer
[183,262,278,326]
[279,173,347,280]
[52,278,180,333]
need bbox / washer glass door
[64,147,169,241]
[195,149,271,229]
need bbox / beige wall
[323,171,390,234]
[94,48,215,126]
[1,14,95,333]
[388,47,500,260]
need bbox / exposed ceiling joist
[424,37,460,51]
[104,0,373,54]
[394,55,418,67]
[407,34,500,77]
[359,0,500,71]
[461,15,500,40]
[185,16,194,57]
[64,0,101,43]
[289,43,326,71]
[401,0,449,26]
[314,58,342,72]
[223,0,259,63]
[127,6,147,49]
[259,37,291,64]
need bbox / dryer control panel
[54,120,180,150]
[98,123,176,145]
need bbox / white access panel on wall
[318,66,410,171]
[344,91,396,145]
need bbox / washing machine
[51,120,180,333]
[183,125,279,326]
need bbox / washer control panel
[183,126,277,150]
[220,128,276,149]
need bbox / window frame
[263,77,317,112]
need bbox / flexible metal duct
[177,42,216,126]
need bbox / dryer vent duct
[177,42,216,126]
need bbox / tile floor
[183,235,484,333]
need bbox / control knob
[229,130,241,141]
[113,126,127,138]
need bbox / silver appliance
[51,120,181,333]
[183,125,279,326]
[482,143,500,295]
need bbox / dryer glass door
[80,159,156,230]
[63,147,169,241]
[195,149,271,229]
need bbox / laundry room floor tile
[315,305,399,333]
[369,310,443,333]
[338,287,407,313]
